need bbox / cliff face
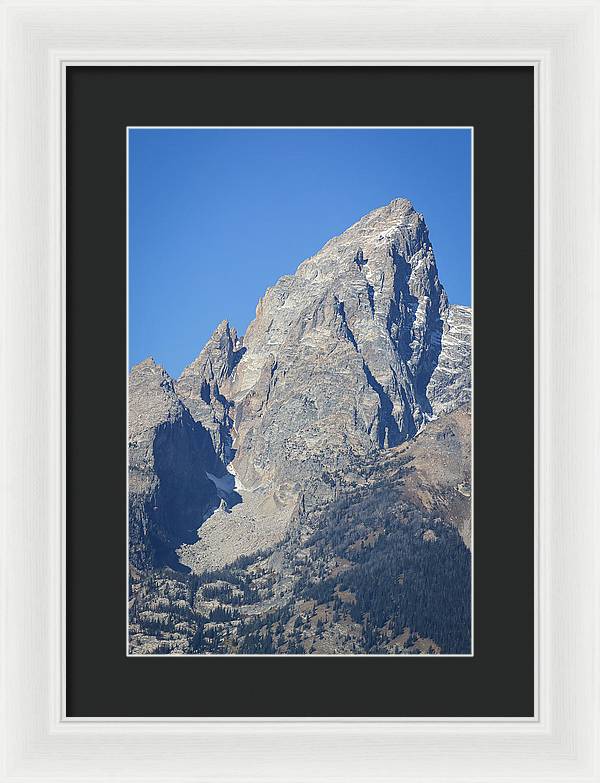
[229,199,447,486]
[178,199,468,481]
[176,320,243,464]
[129,198,471,573]
[128,358,221,570]
[427,305,472,416]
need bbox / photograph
[127,127,473,656]
[8,1,599,776]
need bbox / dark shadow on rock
[363,361,403,448]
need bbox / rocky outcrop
[427,305,471,416]
[195,199,453,494]
[129,198,472,574]
[175,320,243,463]
[128,358,222,570]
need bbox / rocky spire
[223,198,453,490]
[175,320,244,463]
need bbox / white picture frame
[1,1,599,780]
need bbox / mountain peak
[179,319,242,384]
[130,356,171,382]
[128,356,182,436]
[303,198,426,274]
[373,196,415,217]
[213,198,452,493]
[133,355,158,370]
[352,196,417,228]
[389,196,414,209]
[213,319,232,338]
[129,195,472,653]
[129,197,472,594]
[136,197,467,521]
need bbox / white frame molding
[1,1,599,781]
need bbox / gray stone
[128,358,221,570]
[129,198,471,572]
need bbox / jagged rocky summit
[129,197,471,573]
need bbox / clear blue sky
[129,128,471,377]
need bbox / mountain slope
[129,407,471,655]
[128,197,472,652]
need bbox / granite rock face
[427,305,471,416]
[179,199,462,485]
[176,320,244,464]
[128,358,222,570]
[229,198,449,493]
[129,198,471,573]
